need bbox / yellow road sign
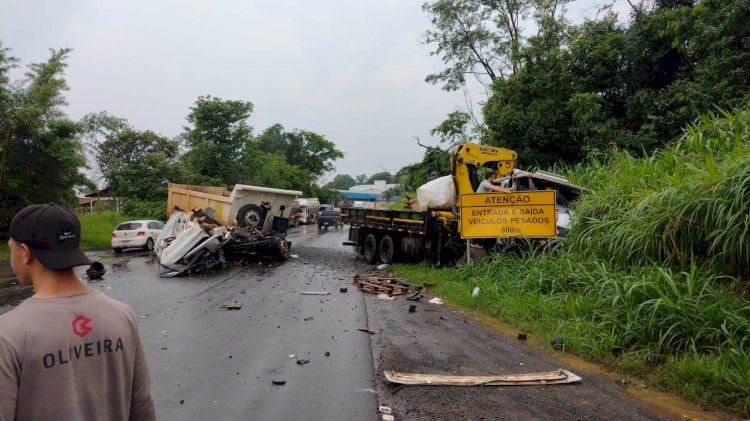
[460,191,557,238]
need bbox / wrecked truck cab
[499,169,590,237]
[157,184,302,276]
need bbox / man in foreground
[0,204,155,421]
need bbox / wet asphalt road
[1,224,378,420]
[0,225,685,420]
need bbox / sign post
[460,190,557,239]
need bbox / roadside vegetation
[78,212,132,251]
[0,212,138,259]
[393,106,750,417]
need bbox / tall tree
[283,130,344,179]
[97,129,183,201]
[423,0,507,90]
[181,96,254,186]
[0,46,92,227]
[323,174,356,190]
[367,171,394,184]
[354,174,368,184]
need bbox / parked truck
[292,198,320,225]
[343,143,586,265]
[156,183,302,275]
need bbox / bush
[122,198,167,221]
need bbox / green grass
[392,106,750,417]
[0,211,129,259]
[79,212,132,251]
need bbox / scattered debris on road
[376,263,390,271]
[86,262,106,280]
[324,351,330,357]
[379,406,393,415]
[339,287,348,293]
[405,290,423,301]
[377,293,395,301]
[408,304,416,313]
[518,332,527,340]
[383,368,582,386]
[296,358,310,365]
[303,316,314,321]
[300,291,330,296]
[288,354,296,359]
[272,380,286,386]
[219,300,243,310]
[358,328,378,334]
[428,297,443,305]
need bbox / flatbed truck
[342,143,586,265]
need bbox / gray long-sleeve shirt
[0,289,155,421]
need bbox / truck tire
[363,233,379,264]
[378,235,399,264]
[236,204,266,229]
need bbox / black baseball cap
[9,203,92,270]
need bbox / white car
[111,220,164,253]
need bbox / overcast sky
[1,0,628,184]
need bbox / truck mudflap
[157,208,292,277]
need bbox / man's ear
[18,242,34,264]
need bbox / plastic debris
[428,297,443,305]
[471,287,480,298]
[219,300,243,310]
[301,291,330,296]
[376,263,390,270]
[377,293,395,301]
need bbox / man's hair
[484,172,495,180]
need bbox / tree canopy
[422,0,750,169]
[0,46,93,227]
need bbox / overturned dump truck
[155,183,302,277]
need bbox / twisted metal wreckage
[154,184,302,277]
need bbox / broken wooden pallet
[352,274,421,296]
[383,369,582,386]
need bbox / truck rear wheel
[363,233,378,264]
[378,235,398,264]
[236,204,266,229]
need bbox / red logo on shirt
[72,316,93,337]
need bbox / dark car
[318,210,343,230]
